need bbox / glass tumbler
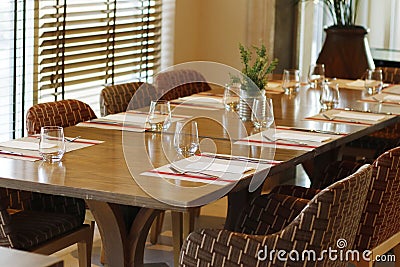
[320,80,340,110]
[147,100,172,131]
[39,126,66,162]
[282,69,300,94]
[365,69,383,95]
[173,121,199,158]
[308,63,325,89]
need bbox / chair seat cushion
[9,210,83,250]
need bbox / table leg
[225,186,262,231]
[171,211,183,266]
[86,200,159,267]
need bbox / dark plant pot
[317,25,375,80]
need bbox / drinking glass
[365,69,383,94]
[223,84,240,111]
[39,126,66,162]
[174,121,199,158]
[320,80,340,109]
[308,63,325,89]
[282,69,300,94]
[251,96,274,130]
[147,100,172,131]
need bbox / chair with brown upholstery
[100,82,158,116]
[154,69,212,101]
[179,164,373,266]
[26,99,97,135]
[0,189,93,267]
[271,146,400,267]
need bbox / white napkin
[334,111,385,121]
[266,82,282,88]
[184,162,252,174]
[104,113,147,124]
[384,94,400,102]
[0,140,53,150]
[274,132,330,143]
[179,96,223,104]
[346,79,365,88]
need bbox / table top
[0,85,399,210]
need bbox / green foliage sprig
[233,43,278,91]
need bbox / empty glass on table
[365,69,383,95]
[282,69,300,94]
[223,83,240,111]
[39,126,66,163]
[147,100,172,131]
[320,79,340,110]
[251,96,274,130]
[308,63,325,89]
[173,121,199,158]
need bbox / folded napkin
[334,111,385,121]
[266,82,282,89]
[182,161,253,174]
[383,84,400,94]
[384,94,400,102]
[104,113,147,124]
[0,140,53,150]
[346,79,364,88]
[274,132,330,143]
[179,95,224,104]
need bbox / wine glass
[173,121,199,158]
[308,63,325,89]
[251,97,274,130]
[223,84,240,111]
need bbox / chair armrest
[271,185,320,199]
[234,193,308,235]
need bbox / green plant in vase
[232,43,278,120]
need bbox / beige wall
[173,0,247,70]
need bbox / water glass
[282,69,300,94]
[39,126,66,163]
[148,100,172,131]
[223,84,240,111]
[251,96,274,130]
[174,121,199,158]
[365,69,383,94]
[320,80,340,109]
[308,63,325,89]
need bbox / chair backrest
[269,164,372,266]
[26,99,97,135]
[381,67,400,84]
[100,82,158,116]
[154,69,212,101]
[355,146,400,250]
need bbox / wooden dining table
[0,84,399,267]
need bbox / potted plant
[299,0,374,79]
[231,44,278,120]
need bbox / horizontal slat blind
[37,0,162,115]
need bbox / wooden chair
[154,69,212,101]
[272,146,400,267]
[179,164,372,266]
[0,189,93,267]
[21,99,97,266]
[26,99,97,135]
[100,82,158,116]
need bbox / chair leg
[100,242,106,265]
[77,221,95,267]
[149,211,165,244]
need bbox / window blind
[36,0,162,115]
[0,1,34,141]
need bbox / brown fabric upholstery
[100,82,158,116]
[0,188,86,249]
[154,69,212,101]
[270,147,400,253]
[26,99,97,135]
[381,66,400,84]
[180,165,372,266]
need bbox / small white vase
[238,89,265,121]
